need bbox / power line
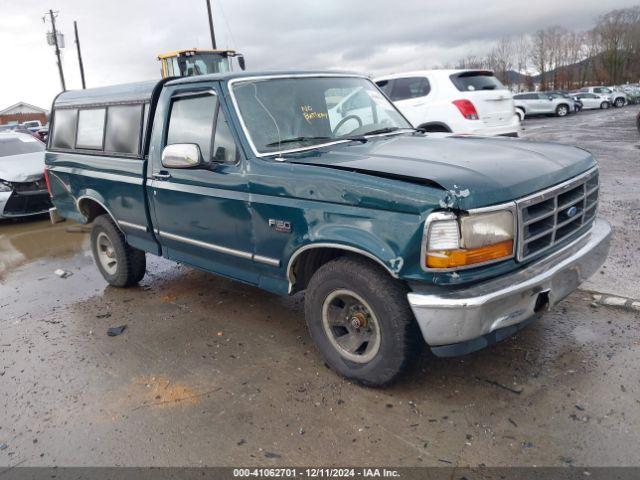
[217,0,237,49]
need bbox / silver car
[513,92,574,119]
[0,131,51,218]
[570,92,611,110]
[579,86,626,108]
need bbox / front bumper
[407,218,611,356]
[0,188,51,218]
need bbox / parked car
[571,92,611,110]
[549,91,582,112]
[0,123,41,138]
[579,86,626,108]
[513,92,574,118]
[21,120,43,133]
[607,87,628,108]
[374,70,520,136]
[0,131,51,218]
[35,126,49,143]
[620,85,640,104]
[637,110,640,134]
[46,72,610,386]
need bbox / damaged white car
[0,131,51,219]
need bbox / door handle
[152,171,171,180]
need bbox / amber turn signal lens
[426,240,514,269]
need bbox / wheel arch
[287,243,399,294]
[417,121,452,133]
[76,194,122,231]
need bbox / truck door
[147,82,258,284]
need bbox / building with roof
[0,102,49,126]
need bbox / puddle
[0,218,88,278]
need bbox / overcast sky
[1,0,637,112]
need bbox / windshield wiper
[343,127,406,143]
[266,136,330,147]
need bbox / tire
[304,255,422,387]
[555,104,569,117]
[515,108,525,122]
[90,214,146,287]
[600,101,610,109]
[614,98,625,108]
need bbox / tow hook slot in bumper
[407,219,612,355]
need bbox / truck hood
[293,134,596,210]
[0,151,46,183]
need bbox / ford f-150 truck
[45,71,611,386]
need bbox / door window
[212,109,238,164]
[166,94,217,161]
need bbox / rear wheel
[304,256,422,387]
[515,108,525,122]
[90,214,146,287]
[614,97,625,108]
[555,104,569,117]
[600,101,610,109]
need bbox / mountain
[506,53,607,88]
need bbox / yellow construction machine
[158,49,245,78]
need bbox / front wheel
[515,108,525,122]
[304,256,422,387]
[556,104,569,117]
[614,98,625,108]
[600,101,610,109]
[90,214,146,287]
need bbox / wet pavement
[1,107,639,467]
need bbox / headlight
[0,180,12,193]
[423,209,515,269]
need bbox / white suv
[374,70,521,137]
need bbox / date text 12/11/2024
[232,468,401,478]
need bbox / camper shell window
[49,102,148,157]
[50,109,78,150]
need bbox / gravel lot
[1,106,639,468]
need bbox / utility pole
[74,21,86,89]
[205,0,217,49]
[48,9,66,91]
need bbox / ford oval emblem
[566,206,578,218]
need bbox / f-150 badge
[268,219,292,233]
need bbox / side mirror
[237,55,246,71]
[548,96,554,101]
[162,143,205,168]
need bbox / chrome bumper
[407,218,611,354]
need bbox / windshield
[232,76,411,154]
[0,134,45,157]
[177,53,230,76]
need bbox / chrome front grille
[516,167,599,262]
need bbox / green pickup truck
[45,72,611,386]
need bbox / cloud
[1,0,636,111]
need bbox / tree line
[453,5,640,90]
